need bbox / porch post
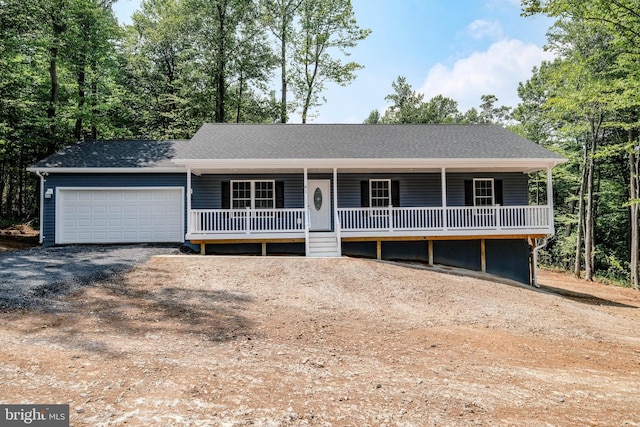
[304,167,309,256]
[333,167,341,256]
[546,166,554,233]
[441,167,448,230]
[186,168,192,235]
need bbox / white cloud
[466,19,504,40]
[417,39,554,111]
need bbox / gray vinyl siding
[191,174,305,209]
[445,172,528,206]
[337,173,442,207]
[189,172,528,209]
[41,173,187,246]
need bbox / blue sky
[112,0,554,123]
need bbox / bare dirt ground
[1,256,639,426]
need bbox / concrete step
[308,232,340,257]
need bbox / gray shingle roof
[31,139,190,169]
[30,123,563,170]
[183,123,563,160]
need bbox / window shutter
[221,181,230,209]
[391,180,400,207]
[464,180,473,206]
[494,180,503,206]
[275,181,285,208]
[360,181,370,207]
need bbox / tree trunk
[630,130,639,290]
[74,68,86,140]
[46,7,65,155]
[584,117,600,281]
[215,2,227,123]
[574,138,589,278]
[91,58,99,140]
[280,25,287,123]
[47,44,60,155]
[0,158,6,217]
[235,72,244,123]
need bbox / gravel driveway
[0,244,180,309]
[1,256,639,425]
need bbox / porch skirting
[190,234,536,285]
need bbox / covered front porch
[181,161,556,258]
[188,205,552,238]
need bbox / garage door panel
[57,188,183,244]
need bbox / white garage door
[56,187,184,244]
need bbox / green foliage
[521,0,640,287]
[377,76,510,125]
[291,0,370,123]
[0,0,371,222]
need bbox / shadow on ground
[541,284,638,308]
[2,262,253,357]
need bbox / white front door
[307,179,332,231]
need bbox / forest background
[1,0,638,288]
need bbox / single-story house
[28,123,565,285]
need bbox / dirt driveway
[1,256,639,426]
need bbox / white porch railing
[338,205,550,232]
[189,205,551,235]
[190,208,305,234]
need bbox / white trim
[27,167,186,174]
[54,186,183,191]
[27,158,566,175]
[230,180,276,209]
[369,179,391,207]
[546,166,555,234]
[472,178,495,206]
[187,169,192,235]
[35,171,46,244]
[303,168,309,256]
[55,186,185,244]
[172,157,566,172]
[441,168,448,230]
[333,168,341,256]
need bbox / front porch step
[307,232,340,257]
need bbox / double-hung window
[370,179,391,207]
[473,178,494,206]
[231,180,275,209]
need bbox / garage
[56,187,184,244]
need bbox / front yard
[1,256,639,426]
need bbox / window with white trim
[473,178,494,206]
[231,180,275,209]
[370,179,391,207]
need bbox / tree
[0,0,122,222]
[478,94,512,125]
[184,0,276,124]
[261,0,303,123]
[363,109,380,124]
[523,0,640,287]
[120,0,193,138]
[291,0,370,123]
[378,76,512,125]
[381,76,425,123]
